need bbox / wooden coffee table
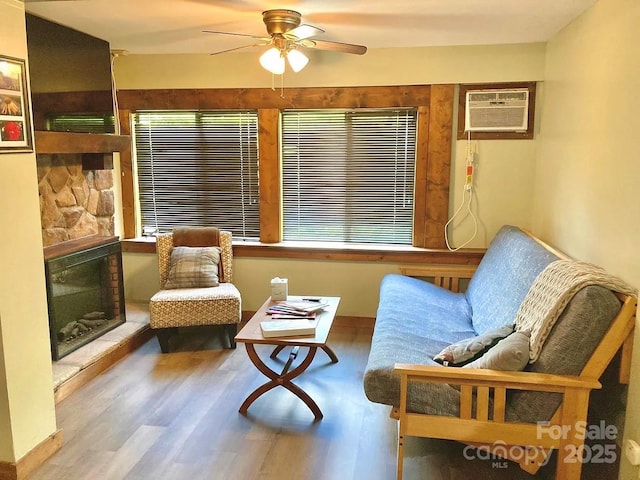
[235,296,341,421]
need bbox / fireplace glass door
[44,237,126,360]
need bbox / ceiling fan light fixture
[206,9,367,80]
[259,47,285,74]
[286,49,309,73]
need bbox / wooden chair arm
[394,363,601,392]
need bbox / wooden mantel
[34,131,131,154]
[43,235,119,260]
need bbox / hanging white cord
[444,131,478,251]
[110,53,121,135]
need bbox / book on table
[266,305,315,317]
[269,312,317,320]
[260,319,318,338]
[274,300,330,313]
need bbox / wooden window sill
[121,237,485,265]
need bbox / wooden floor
[29,325,620,480]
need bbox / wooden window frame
[132,110,260,239]
[280,108,418,245]
[117,84,455,249]
[457,82,536,140]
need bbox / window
[281,109,417,244]
[133,111,259,240]
[47,113,115,133]
[119,85,454,248]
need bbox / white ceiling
[24,0,597,55]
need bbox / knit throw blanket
[514,259,637,363]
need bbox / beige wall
[117,42,547,310]
[531,0,640,478]
[0,0,57,462]
[113,43,546,89]
[449,136,538,248]
[124,253,402,317]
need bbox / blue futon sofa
[363,225,622,423]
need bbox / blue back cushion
[465,225,559,335]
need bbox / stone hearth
[52,302,151,400]
[37,153,115,247]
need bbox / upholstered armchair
[149,227,241,352]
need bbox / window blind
[281,109,417,244]
[133,111,259,240]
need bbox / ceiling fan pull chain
[280,72,285,99]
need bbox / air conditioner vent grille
[468,107,526,129]
[465,88,530,132]
[468,91,528,103]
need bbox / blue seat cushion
[363,274,473,408]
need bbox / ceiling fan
[203,9,367,74]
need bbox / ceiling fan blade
[286,24,324,40]
[202,29,268,41]
[209,42,266,55]
[306,39,367,55]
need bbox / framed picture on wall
[0,55,33,153]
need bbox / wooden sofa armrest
[399,264,477,292]
[392,363,601,480]
[394,363,601,392]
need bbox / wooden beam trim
[413,105,430,247]
[258,109,281,243]
[34,131,130,154]
[117,85,431,111]
[425,84,454,249]
[119,110,136,239]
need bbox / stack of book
[260,299,329,338]
[267,301,326,318]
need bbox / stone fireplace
[36,151,126,360]
[37,153,115,246]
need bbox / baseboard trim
[0,429,63,480]
[54,326,154,404]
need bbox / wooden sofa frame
[394,237,636,480]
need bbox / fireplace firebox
[44,235,126,360]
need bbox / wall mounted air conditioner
[464,88,529,132]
